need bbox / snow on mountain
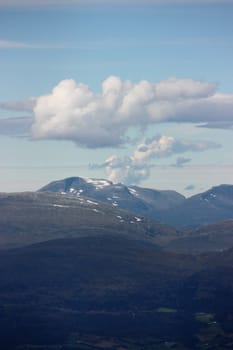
[39,178,233,228]
[158,184,233,228]
[38,176,185,221]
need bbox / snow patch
[76,189,84,197]
[69,188,77,194]
[86,199,99,205]
[129,187,138,196]
[116,215,125,222]
[85,178,111,189]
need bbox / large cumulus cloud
[31,76,233,148]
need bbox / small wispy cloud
[0,40,31,48]
[0,39,74,50]
[0,117,32,137]
[0,0,232,6]
[0,39,122,51]
[172,157,191,167]
[197,121,233,130]
[0,98,36,112]
[134,136,220,159]
[184,184,195,191]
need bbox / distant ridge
[159,184,233,227]
[0,191,179,250]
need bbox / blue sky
[0,0,233,195]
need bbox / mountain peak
[38,177,233,228]
[38,176,186,221]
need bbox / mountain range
[39,176,233,228]
[0,191,180,250]
[0,177,233,349]
[0,177,232,253]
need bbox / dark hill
[0,191,180,249]
[1,189,233,254]
[0,236,232,349]
[165,220,233,253]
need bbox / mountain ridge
[38,175,185,215]
[38,176,233,228]
[0,179,233,348]
[0,178,232,253]
[0,191,180,250]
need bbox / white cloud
[100,154,151,185]
[31,76,233,148]
[96,135,220,185]
[134,135,220,160]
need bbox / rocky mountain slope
[38,176,185,219]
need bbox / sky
[0,0,233,195]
